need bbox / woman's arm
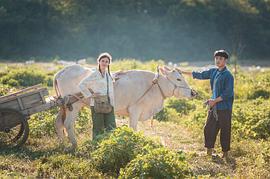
[79,72,100,98]
[79,76,94,98]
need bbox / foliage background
[0,0,270,61]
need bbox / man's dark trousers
[204,109,232,152]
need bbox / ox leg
[128,107,142,131]
[64,102,82,149]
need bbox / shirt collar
[96,68,107,77]
[217,66,227,72]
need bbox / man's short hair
[214,50,229,59]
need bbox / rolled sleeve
[79,81,92,98]
[220,74,234,101]
[79,73,98,98]
[192,69,213,80]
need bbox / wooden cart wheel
[0,108,29,148]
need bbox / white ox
[54,64,196,148]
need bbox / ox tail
[53,74,68,137]
[53,74,66,122]
[55,106,68,138]
[53,76,61,98]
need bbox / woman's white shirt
[79,68,114,107]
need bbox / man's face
[215,56,226,68]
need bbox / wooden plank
[21,93,43,109]
[0,88,48,104]
[21,97,65,116]
[39,91,46,104]
[20,94,85,116]
[17,97,24,110]
[0,84,42,100]
[0,85,44,102]
[19,92,85,116]
[42,89,49,97]
[0,100,21,110]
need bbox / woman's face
[99,57,110,71]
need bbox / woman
[79,52,116,139]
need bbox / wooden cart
[0,84,80,148]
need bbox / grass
[1,118,269,178]
[0,61,270,178]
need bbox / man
[181,50,234,158]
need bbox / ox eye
[177,78,181,81]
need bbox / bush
[29,107,91,138]
[45,76,54,87]
[29,109,58,138]
[248,89,270,99]
[154,107,179,121]
[91,126,161,176]
[110,59,164,72]
[232,98,270,139]
[119,148,191,179]
[75,107,91,134]
[0,68,46,87]
[166,98,196,116]
[262,143,270,165]
[0,84,15,96]
[37,154,103,178]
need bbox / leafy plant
[37,154,103,178]
[119,148,191,179]
[91,126,161,176]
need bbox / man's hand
[207,96,223,107]
[176,68,193,76]
[207,99,216,107]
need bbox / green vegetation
[91,126,161,176]
[0,61,270,178]
[0,1,270,60]
[0,64,58,87]
[119,148,191,179]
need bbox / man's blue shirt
[192,66,234,110]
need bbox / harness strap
[128,78,168,108]
[128,72,192,108]
[70,94,89,106]
[131,83,155,106]
[156,83,166,99]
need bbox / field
[0,60,270,178]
